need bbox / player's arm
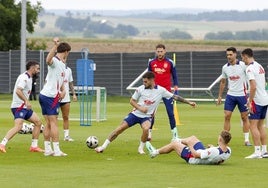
[173,95,196,108]
[217,77,226,105]
[69,81,77,102]
[130,98,148,113]
[59,84,66,100]
[46,37,59,66]
[15,87,31,109]
[247,79,257,113]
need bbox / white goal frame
[126,69,222,101]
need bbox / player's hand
[189,101,196,108]
[216,97,222,105]
[73,94,77,102]
[139,106,148,113]
[25,100,32,110]
[53,37,60,46]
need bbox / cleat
[244,141,252,146]
[95,146,104,153]
[0,144,6,153]
[44,150,54,156]
[145,141,157,158]
[245,153,262,159]
[64,136,74,142]
[262,152,268,158]
[29,146,44,153]
[53,151,67,157]
[138,147,145,155]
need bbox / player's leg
[237,96,251,146]
[163,98,178,140]
[139,119,151,154]
[60,103,73,141]
[95,120,130,153]
[27,112,44,152]
[223,95,236,131]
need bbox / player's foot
[245,153,262,159]
[53,151,67,157]
[262,152,268,158]
[244,141,252,146]
[145,141,158,158]
[138,146,145,154]
[0,144,6,153]
[95,146,104,153]
[44,150,54,156]
[29,146,45,153]
[64,136,74,142]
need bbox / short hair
[241,48,253,57]
[57,42,71,53]
[226,47,237,53]
[220,130,232,144]
[156,44,166,49]
[26,60,39,70]
[142,71,155,79]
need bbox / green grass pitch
[0,94,268,188]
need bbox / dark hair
[220,130,232,144]
[226,47,237,53]
[57,42,71,53]
[156,44,166,49]
[241,48,253,57]
[142,71,155,79]
[26,60,39,70]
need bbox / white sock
[244,132,250,142]
[31,139,38,148]
[44,141,52,152]
[255,146,261,155]
[148,129,152,138]
[0,138,8,146]
[53,142,60,153]
[102,139,111,149]
[171,127,179,138]
[139,141,145,149]
[64,129,69,138]
[262,145,267,154]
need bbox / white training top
[40,57,66,98]
[189,146,231,165]
[221,61,247,96]
[246,61,268,105]
[131,85,173,118]
[11,72,32,108]
[61,67,74,103]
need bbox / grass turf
[0,95,268,188]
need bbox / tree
[0,0,42,51]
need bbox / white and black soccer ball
[19,123,29,134]
[86,136,98,149]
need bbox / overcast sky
[25,0,268,11]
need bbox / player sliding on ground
[146,130,232,165]
[95,71,196,154]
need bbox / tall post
[20,0,27,72]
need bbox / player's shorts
[248,102,268,120]
[11,108,33,120]
[39,94,60,115]
[224,94,247,112]
[124,113,152,127]
[180,142,205,163]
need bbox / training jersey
[189,146,231,165]
[131,85,173,118]
[61,67,74,103]
[246,61,268,105]
[148,57,178,91]
[11,72,32,108]
[221,60,247,96]
[40,56,66,98]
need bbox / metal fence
[1,50,268,99]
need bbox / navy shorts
[39,94,60,115]
[181,142,205,162]
[11,108,33,120]
[224,94,247,112]
[124,113,152,127]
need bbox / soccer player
[95,71,196,154]
[0,61,44,153]
[60,65,77,141]
[148,44,179,140]
[146,130,232,165]
[241,48,268,159]
[217,47,251,146]
[39,37,71,157]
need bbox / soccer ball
[19,123,29,134]
[86,136,98,149]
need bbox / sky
[24,0,268,11]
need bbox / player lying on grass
[95,71,196,154]
[146,130,232,165]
